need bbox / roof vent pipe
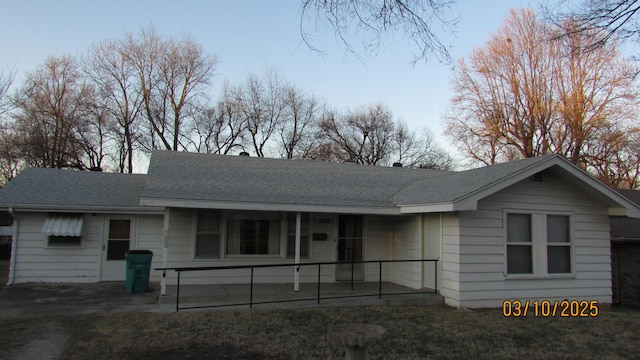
[89,167,103,172]
[392,162,403,167]
[239,151,250,157]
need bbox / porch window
[286,213,310,259]
[195,210,221,259]
[505,212,573,276]
[226,211,280,255]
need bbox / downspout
[7,207,18,286]
[160,208,170,296]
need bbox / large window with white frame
[226,211,281,255]
[505,212,572,276]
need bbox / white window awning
[42,216,84,237]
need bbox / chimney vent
[392,162,403,168]
[89,166,103,172]
[239,151,250,157]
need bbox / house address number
[502,300,599,317]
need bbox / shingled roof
[1,151,638,217]
[393,155,555,205]
[0,168,149,211]
[140,151,448,209]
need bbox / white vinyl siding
[11,213,164,284]
[166,210,334,285]
[446,170,611,308]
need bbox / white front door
[101,217,134,281]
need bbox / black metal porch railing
[157,259,439,312]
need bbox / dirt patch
[10,320,70,360]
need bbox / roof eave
[0,204,165,215]
[452,157,640,218]
[398,156,640,217]
[399,199,477,214]
[140,197,402,215]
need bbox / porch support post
[160,208,170,296]
[294,212,301,292]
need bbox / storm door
[336,215,364,281]
[101,218,132,281]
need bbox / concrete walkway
[159,282,443,312]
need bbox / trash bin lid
[127,250,153,255]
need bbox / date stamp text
[502,300,599,317]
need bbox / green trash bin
[125,250,153,294]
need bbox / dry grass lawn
[1,305,639,359]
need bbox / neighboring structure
[0,151,638,308]
[611,189,640,306]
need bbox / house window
[505,212,572,276]
[506,214,532,274]
[547,215,571,273]
[48,236,82,247]
[195,210,221,259]
[42,215,84,247]
[286,213,310,259]
[226,211,280,255]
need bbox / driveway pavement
[0,282,160,317]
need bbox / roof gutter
[0,205,165,215]
[7,207,17,286]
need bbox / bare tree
[546,0,640,50]
[300,0,458,64]
[12,56,93,169]
[188,82,246,154]
[126,26,218,152]
[234,69,286,157]
[320,103,395,165]
[445,9,557,165]
[0,68,14,116]
[84,38,144,173]
[0,123,22,183]
[445,8,639,186]
[277,84,321,159]
[391,122,452,169]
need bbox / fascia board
[0,205,165,215]
[139,197,402,215]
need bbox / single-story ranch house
[0,151,638,308]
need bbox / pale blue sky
[0,0,543,157]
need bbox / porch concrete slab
[158,282,443,312]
